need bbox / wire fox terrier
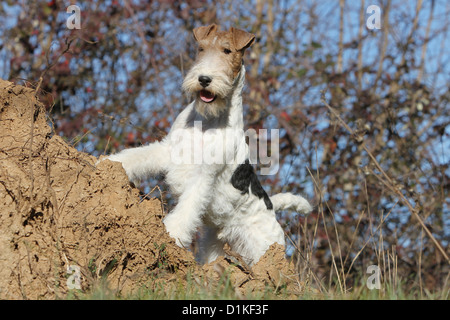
[104,24,312,265]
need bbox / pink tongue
[200,90,215,103]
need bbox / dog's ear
[230,27,255,51]
[193,24,218,42]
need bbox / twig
[336,0,345,74]
[223,243,254,277]
[320,95,449,263]
[28,100,36,203]
[285,232,327,294]
[34,37,76,97]
[305,165,346,292]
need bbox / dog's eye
[198,47,204,52]
[223,48,231,54]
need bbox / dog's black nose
[198,75,212,88]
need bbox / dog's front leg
[163,166,216,247]
[105,141,170,183]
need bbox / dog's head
[182,24,255,118]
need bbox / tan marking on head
[193,24,218,42]
[192,25,256,79]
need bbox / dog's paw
[163,213,191,248]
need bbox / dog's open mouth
[199,89,216,103]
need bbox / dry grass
[276,98,450,300]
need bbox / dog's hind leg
[198,225,226,264]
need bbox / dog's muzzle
[197,76,216,103]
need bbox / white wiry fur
[104,34,312,265]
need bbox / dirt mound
[0,79,301,299]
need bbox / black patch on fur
[230,160,273,210]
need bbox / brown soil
[0,79,301,299]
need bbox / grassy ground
[67,268,449,300]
